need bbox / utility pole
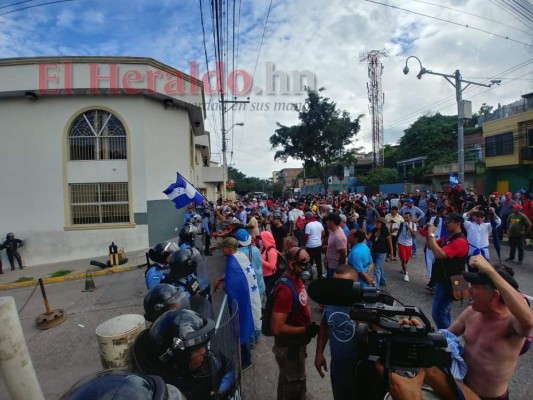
[360,49,389,168]
[403,56,500,185]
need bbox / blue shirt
[145,264,166,290]
[323,305,357,367]
[347,243,373,287]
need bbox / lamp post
[222,122,244,199]
[403,56,500,185]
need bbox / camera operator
[314,265,359,400]
[463,206,500,271]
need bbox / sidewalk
[0,249,149,290]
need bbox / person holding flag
[163,172,205,210]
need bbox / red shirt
[272,274,311,327]
[437,235,468,258]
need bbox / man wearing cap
[506,204,531,265]
[271,247,318,400]
[449,255,533,399]
[304,211,325,280]
[271,211,288,252]
[463,205,501,270]
[426,213,468,329]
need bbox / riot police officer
[145,241,179,290]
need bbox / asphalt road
[0,236,532,399]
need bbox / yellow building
[482,97,533,194]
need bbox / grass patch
[49,269,74,278]
[14,277,35,283]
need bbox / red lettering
[89,64,119,94]
[122,69,142,95]
[188,61,199,94]
[37,64,60,94]
[163,70,186,95]
[146,69,163,94]
[63,62,73,94]
[228,69,252,95]
[202,61,224,95]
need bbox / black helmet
[148,242,179,264]
[6,232,14,239]
[60,369,183,400]
[143,284,191,322]
[169,248,197,279]
[179,223,198,245]
[149,309,215,366]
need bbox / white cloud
[0,0,530,178]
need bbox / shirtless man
[449,255,533,399]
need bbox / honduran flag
[163,173,204,209]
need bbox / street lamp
[222,122,244,199]
[403,56,500,185]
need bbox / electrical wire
[0,0,73,16]
[365,0,532,48]
[410,0,533,36]
[0,0,34,11]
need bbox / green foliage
[14,277,35,283]
[269,88,363,191]
[228,166,270,196]
[50,269,74,278]
[358,168,399,187]
[271,181,284,199]
[383,144,400,169]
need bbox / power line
[0,0,35,11]
[365,0,533,48]
[410,0,533,36]
[0,0,73,16]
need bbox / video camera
[308,279,451,371]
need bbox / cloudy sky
[1,0,531,178]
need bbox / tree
[383,144,400,169]
[228,166,269,196]
[269,88,363,192]
[357,168,399,187]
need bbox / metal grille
[68,109,127,160]
[70,183,130,225]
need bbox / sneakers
[403,274,410,282]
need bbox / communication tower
[359,49,388,167]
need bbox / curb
[0,264,140,291]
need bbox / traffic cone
[83,269,96,292]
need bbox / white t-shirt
[397,221,417,246]
[288,208,305,226]
[305,220,324,248]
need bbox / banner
[163,172,205,209]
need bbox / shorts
[397,243,412,262]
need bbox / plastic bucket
[95,314,145,370]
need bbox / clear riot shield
[210,296,242,400]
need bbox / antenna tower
[359,49,388,167]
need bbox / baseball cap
[305,211,314,219]
[235,229,251,246]
[463,267,519,291]
[512,204,522,211]
[273,211,282,219]
[406,198,414,204]
[506,191,512,196]
[471,209,485,216]
[445,213,464,224]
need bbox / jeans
[412,236,417,255]
[273,343,307,400]
[492,225,501,261]
[509,236,525,262]
[366,223,375,247]
[432,282,452,329]
[7,252,23,269]
[306,246,323,279]
[330,360,357,400]
[241,342,252,368]
[372,252,387,286]
[390,235,399,258]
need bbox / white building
[0,56,223,266]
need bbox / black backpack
[261,276,299,336]
[266,247,288,271]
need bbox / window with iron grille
[485,132,514,157]
[68,109,127,160]
[70,183,130,225]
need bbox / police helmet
[60,369,183,400]
[179,223,198,245]
[143,284,191,323]
[169,248,197,279]
[6,232,14,239]
[148,242,179,264]
[149,309,215,366]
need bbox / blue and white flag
[163,172,204,209]
[449,173,459,186]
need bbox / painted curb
[0,264,140,291]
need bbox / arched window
[68,109,127,160]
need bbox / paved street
[0,236,532,399]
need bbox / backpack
[266,247,288,271]
[296,214,305,230]
[261,276,299,336]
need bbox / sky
[1,0,531,179]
